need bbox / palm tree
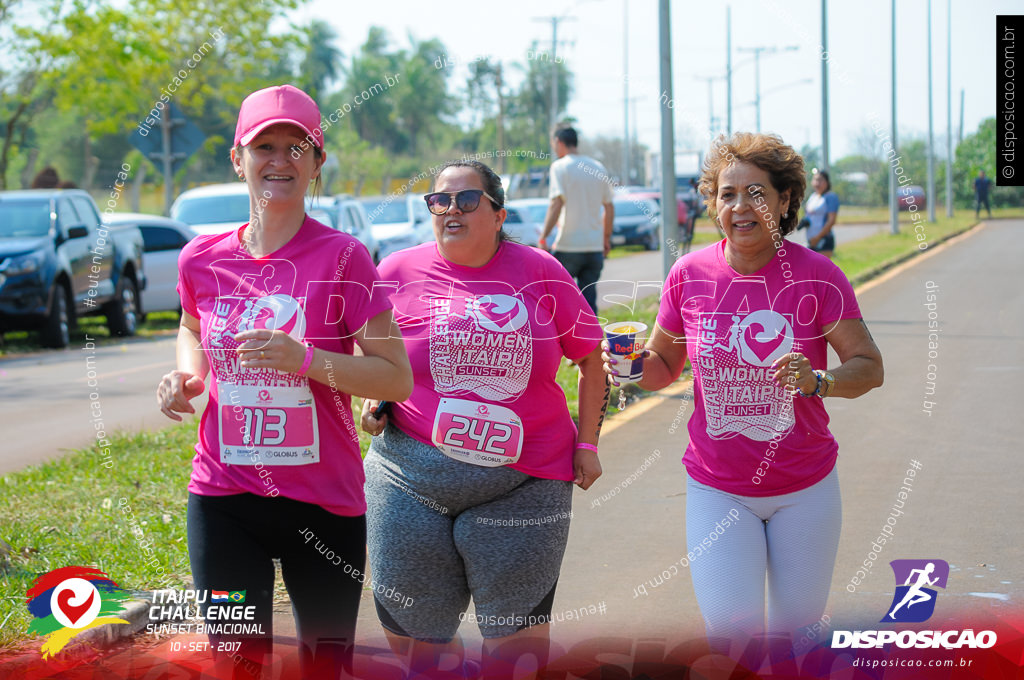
[300,20,343,101]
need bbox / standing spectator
[540,126,614,314]
[804,169,839,259]
[974,169,992,218]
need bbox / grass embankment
[0,209,996,646]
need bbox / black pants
[552,250,604,315]
[187,492,366,679]
[976,195,991,216]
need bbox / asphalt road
[0,335,195,475]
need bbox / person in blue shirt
[804,170,839,259]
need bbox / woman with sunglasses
[360,159,609,678]
[156,84,412,679]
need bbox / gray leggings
[365,425,573,641]
[686,466,841,641]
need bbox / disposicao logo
[26,566,131,658]
[882,559,948,623]
[832,559,996,650]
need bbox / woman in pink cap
[156,84,412,679]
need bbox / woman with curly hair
[605,133,883,648]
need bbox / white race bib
[431,398,524,467]
[217,383,319,466]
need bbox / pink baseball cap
[233,84,323,149]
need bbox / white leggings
[686,466,841,641]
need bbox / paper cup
[604,321,648,384]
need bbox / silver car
[103,213,196,316]
[358,195,432,261]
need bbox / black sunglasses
[423,189,501,216]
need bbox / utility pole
[821,0,830,169]
[496,62,506,174]
[927,0,936,222]
[695,75,722,139]
[889,0,899,235]
[737,45,798,133]
[726,6,732,135]
[533,15,575,156]
[623,0,629,184]
[659,0,676,280]
[945,0,953,217]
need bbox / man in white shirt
[540,127,615,314]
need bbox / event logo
[465,295,528,334]
[26,566,131,658]
[833,558,996,650]
[882,559,949,623]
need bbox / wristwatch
[814,370,836,397]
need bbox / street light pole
[623,0,629,183]
[946,0,954,217]
[821,0,830,169]
[659,0,676,280]
[927,0,936,222]
[726,5,732,135]
[889,0,899,235]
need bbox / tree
[344,26,402,151]
[392,35,453,157]
[16,0,302,193]
[506,42,573,157]
[298,20,343,102]
[955,117,1023,208]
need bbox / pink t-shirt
[378,241,602,480]
[177,216,390,515]
[656,239,862,496]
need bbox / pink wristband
[297,342,315,376]
[575,443,598,454]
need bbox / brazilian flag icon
[229,591,246,603]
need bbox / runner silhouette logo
[882,559,949,623]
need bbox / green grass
[0,311,181,357]
[0,424,196,648]
[832,212,980,285]
[839,205,1024,223]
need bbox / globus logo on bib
[831,559,997,649]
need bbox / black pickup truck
[0,189,146,348]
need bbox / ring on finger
[795,371,801,379]
[260,350,265,359]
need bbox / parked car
[898,185,927,211]
[103,213,195,317]
[507,198,559,243]
[170,183,250,235]
[611,197,661,250]
[304,196,337,229]
[0,189,146,347]
[358,195,432,261]
[621,189,689,228]
[501,206,542,246]
[332,197,379,263]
